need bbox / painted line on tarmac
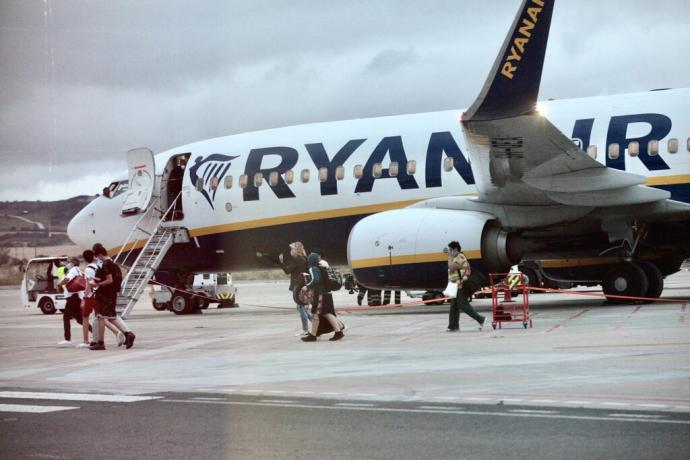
[161,399,690,425]
[0,404,79,413]
[188,389,690,412]
[0,391,161,403]
[544,309,589,333]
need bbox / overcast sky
[1,0,688,201]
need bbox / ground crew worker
[446,241,487,332]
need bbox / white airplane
[68,0,690,314]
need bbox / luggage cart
[489,272,533,329]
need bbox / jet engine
[347,208,520,290]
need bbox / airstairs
[113,193,184,318]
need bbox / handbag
[66,273,87,293]
[443,281,458,298]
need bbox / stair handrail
[119,190,182,289]
[113,196,161,267]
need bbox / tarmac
[1,271,689,413]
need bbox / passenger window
[224,175,233,189]
[628,141,639,157]
[269,171,279,187]
[354,164,363,179]
[195,178,204,191]
[239,174,248,189]
[648,139,659,156]
[443,157,454,171]
[407,160,417,175]
[253,172,263,187]
[210,176,219,190]
[586,145,597,160]
[607,143,620,160]
[225,202,233,213]
[335,165,345,181]
[687,137,690,152]
[301,169,310,183]
[318,167,328,182]
[668,138,678,154]
[389,161,399,177]
[284,170,294,185]
[373,163,383,178]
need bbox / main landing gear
[602,261,664,303]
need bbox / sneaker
[77,342,90,348]
[89,342,105,350]
[300,334,317,342]
[57,340,73,347]
[446,328,459,333]
[124,332,136,349]
[329,331,344,341]
[117,332,125,347]
[480,317,488,331]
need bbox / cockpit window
[107,181,129,197]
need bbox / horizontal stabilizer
[548,186,670,207]
[464,0,554,121]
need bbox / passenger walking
[301,253,344,342]
[446,241,487,332]
[90,244,135,350]
[279,241,311,336]
[82,250,122,347]
[56,257,88,348]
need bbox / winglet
[463,0,554,121]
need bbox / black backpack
[111,262,123,292]
[320,266,343,292]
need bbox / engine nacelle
[347,208,514,290]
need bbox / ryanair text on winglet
[500,0,545,80]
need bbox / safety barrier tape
[144,279,689,313]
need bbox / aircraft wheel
[38,297,56,315]
[638,261,664,300]
[170,293,192,315]
[152,299,169,311]
[520,266,541,293]
[602,263,648,304]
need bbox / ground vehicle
[150,272,237,314]
[20,257,70,314]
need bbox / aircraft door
[121,148,156,215]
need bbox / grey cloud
[1,0,689,200]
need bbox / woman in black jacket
[280,241,310,336]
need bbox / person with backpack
[300,252,344,342]
[81,249,124,348]
[56,256,88,348]
[446,241,487,332]
[90,244,135,350]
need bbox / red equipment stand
[489,272,533,330]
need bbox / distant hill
[0,195,95,247]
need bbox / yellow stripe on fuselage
[644,174,690,186]
[540,257,619,268]
[351,250,482,269]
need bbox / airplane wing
[461,0,670,207]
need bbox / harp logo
[189,154,239,209]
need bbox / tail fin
[463,0,554,121]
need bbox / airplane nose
[67,208,89,248]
